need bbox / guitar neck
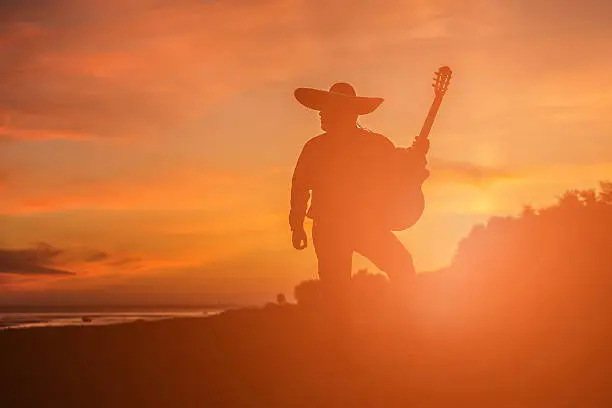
[418,94,444,140]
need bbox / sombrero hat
[294,82,384,115]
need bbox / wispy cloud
[429,159,519,187]
[0,164,279,214]
[0,243,76,275]
[0,242,141,277]
[0,0,469,141]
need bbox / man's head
[319,104,359,132]
[294,82,383,132]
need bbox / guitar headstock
[432,66,452,96]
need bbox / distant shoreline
[0,304,244,313]
[0,307,229,330]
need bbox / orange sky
[1,0,612,305]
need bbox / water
[0,308,225,330]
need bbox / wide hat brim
[294,88,384,115]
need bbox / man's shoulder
[302,133,326,149]
[307,133,326,143]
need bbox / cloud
[1,0,609,145]
[0,243,75,275]
[105,256,143,268]
[0,242,133,276]
[0,163,283,214]
[0,123,95,141]
[0,0,470,141]
[429,159,519,187]
[0,264,73,276]
[0,0,306,140]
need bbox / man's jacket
[289,128,428,231]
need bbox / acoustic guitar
[387,65,452,231]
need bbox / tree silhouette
[445,179,612,332]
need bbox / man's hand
[410,136,430,154]
[292,227,308,250]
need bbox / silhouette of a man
[290,82,429,295]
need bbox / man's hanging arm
[289,145,311,232]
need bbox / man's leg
[312,221,353,301]
[354,228,416,286]
[354,229,419,324]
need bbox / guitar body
[383,147,429,231]
[388,186,425,231]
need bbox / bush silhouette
[293,269,391,310]
[436,180,612,336]
[293,278,323,307]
